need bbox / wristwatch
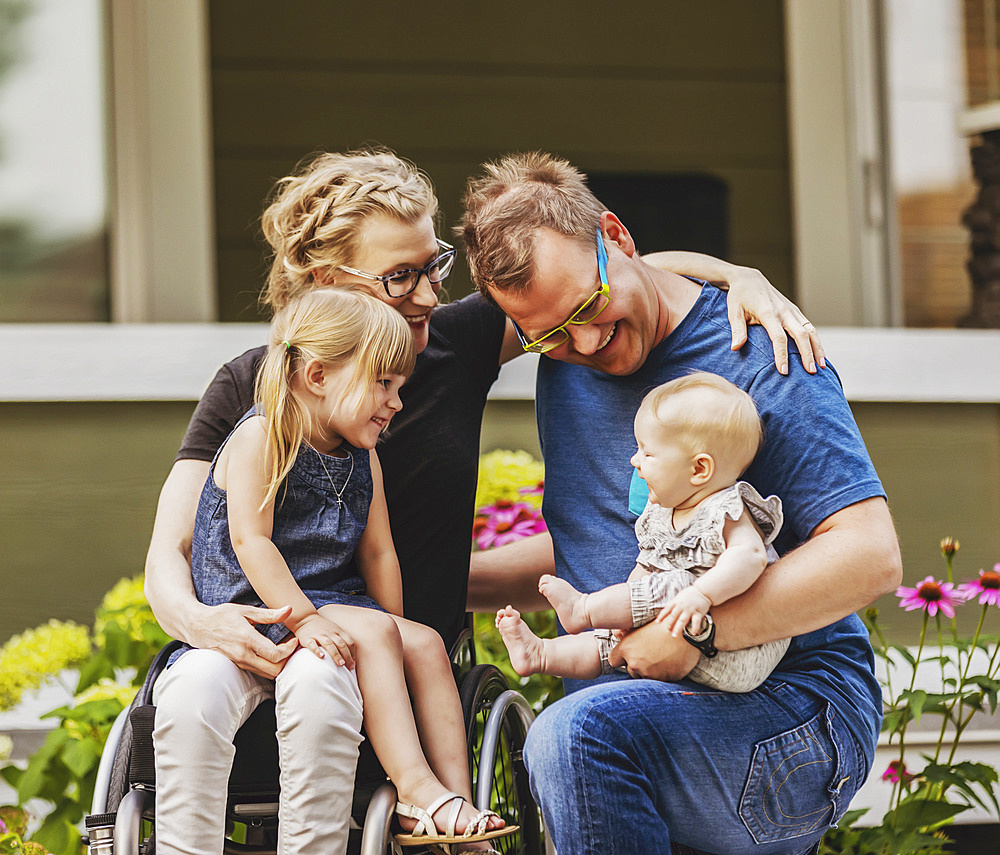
[683,614,718,659]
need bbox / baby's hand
[294,613,356,669]
[655,587,712,638]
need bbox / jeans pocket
[738,705,857,845]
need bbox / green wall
[207,0,793,320]
[0,402,195,638]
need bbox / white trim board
[2,325,1000,403]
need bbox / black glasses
[338,239,457,298]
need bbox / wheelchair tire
[459,665,544,855]
[105,692,142,813]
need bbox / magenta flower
[476,498,526,516]
[881,760,915,788]
[475,504,546,549]
[519,480,545,497]
[958,565,1000,607]
[896,576,964,618]
[0,818,7,834]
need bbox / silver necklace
[311,444,354,507]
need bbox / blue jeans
[524,677,868,855]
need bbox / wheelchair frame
[87,637,545,855]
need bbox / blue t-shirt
[536,284,886,762]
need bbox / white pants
[152,648,364,855]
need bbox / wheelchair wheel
[460,665,544,855]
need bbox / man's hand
[607,621,700,681]
[191,603,298,679]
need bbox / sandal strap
[395,792,464,838]
[463,808,502,838]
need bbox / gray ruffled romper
[599,481,790,693]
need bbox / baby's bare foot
[496,605,546,677]
[538,574,592,633]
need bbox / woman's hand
[723,265,825,375]
[294,613,356,669]
[192,602,299,679]
[641,250,825,375]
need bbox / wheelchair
[85,631,545,855]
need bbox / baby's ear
[691,453,715,485]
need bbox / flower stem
[945,604,988,766]
[892,613,928,817]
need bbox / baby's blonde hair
[255,288,416,508]
[639,373,763,474]
[260,148,439,313]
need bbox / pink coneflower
[475,504,546,550]
[881,760,915,788]
[896,576,964,618]
[958,565,1000,607]
[519,480,545,497]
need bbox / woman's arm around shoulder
[642,250,825,376]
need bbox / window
[0,0,110,321]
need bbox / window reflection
[0,0,109,322]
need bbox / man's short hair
[458,152,605,302]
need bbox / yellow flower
[0,621,91,712]
[94,575,166,647]
[475,450,544,511]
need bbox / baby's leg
[317,606,499,845]
[496,605,602,679]
[539,575,635,633]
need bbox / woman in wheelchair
[182,286,513,853]
[143,148,823,855]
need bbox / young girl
[191,287,514,853]
[497,372,790,693]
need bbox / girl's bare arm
[354,450,404,617]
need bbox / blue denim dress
[191,410,383,644]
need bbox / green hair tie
[282,340,291,351]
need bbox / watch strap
[682,613,718,659]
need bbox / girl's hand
[655,586,712,637]
[723,266,825,375]
[294,613,356,669]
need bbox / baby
[497,372,790,693]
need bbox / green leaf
[888,798,968,829]
[892,644,917,667]
[16,728,70,802]
[882,708,906,737]
[0,764,23,787]
[899,689,928,725]
[60,736,102,779]
[74,654,114,693]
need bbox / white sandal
[393,791,518,853]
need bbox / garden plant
[819,539,1000,854]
